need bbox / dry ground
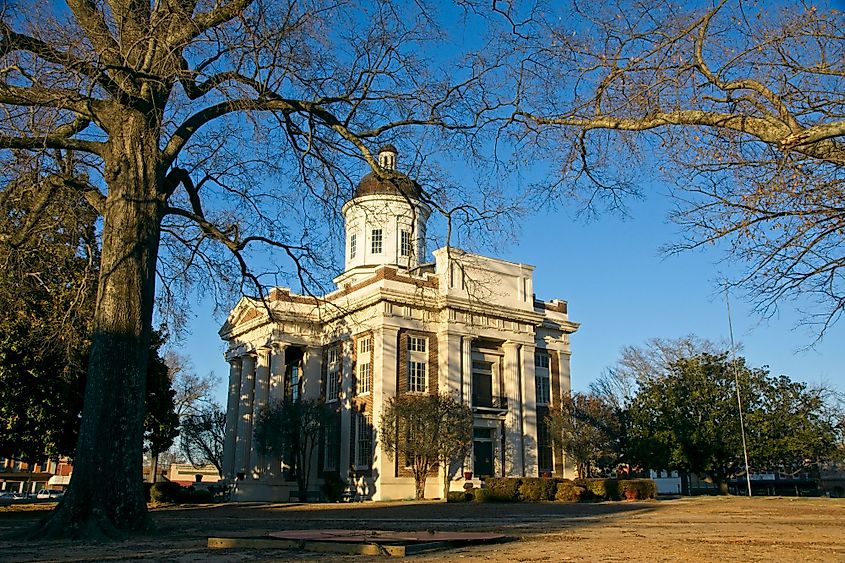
[1,496,843,562]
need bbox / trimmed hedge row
[149,481,215,504]
[448,477,657,503]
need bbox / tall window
[286,364,301,401]
[354,412,373,469]
[349,234,357,259]
[535,351,550,405]
[537,418,553,474]
[409,361,426,393]
[371,228,382,254]
[357,337,371,395]
[326,347,340,402]
[407,336,428,393]
[400,230,412,257]
[323,415,339,471]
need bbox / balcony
[472,394,508,414]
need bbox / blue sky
[179,177,844,407]
[167,0,844,405]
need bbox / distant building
[0,457,71,494]
[166,464,221,487]
[220,146,579,501]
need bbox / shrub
[619,479,657,500]
[447,491,472,503]
[189,489,213,503]
[555,480,588,502]
[472,488,491,503]
[207,483,231,502]
[321,473,347,502]
[484,477,522,502]
[575,478,621,501]
[518,477,558,501]
[150,481,186,503]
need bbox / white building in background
[220,146,578,501]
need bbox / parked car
[36,489,63,500]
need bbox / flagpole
[725,287,752,497]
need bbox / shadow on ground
[0,500,660,561]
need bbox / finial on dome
[378,144,398,170]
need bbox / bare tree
[380,393,473,500]
[510,0,845,336]
[1,0,494,538]
[591,335,721,409]
[179,405,226,477]
[165,351,218,419]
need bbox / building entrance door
[473,428,494,478]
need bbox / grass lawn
[1,496,843,561]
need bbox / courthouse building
[220,146,578,500]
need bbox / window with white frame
[354,412,372,469]
[407,335,428,393]
[357,362,371,395]
[400,230,412,257]
[371,228,382,254]
[349,233,357,259]
[326,347,340,402]
[408,335,426,352]
[409,361,426,393]
[535,351,550,405]
[356,337,371,395]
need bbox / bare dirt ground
[1,496,843,562]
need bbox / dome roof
[354,171,422,200]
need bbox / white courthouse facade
[220,147,579,501]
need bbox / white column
[303,345,322,400]
[521,343,538,477]
[339,339,353,477]
[250,348,271,477]
[234,353,256,476]
[223,357,242,480]
[461,336,472,405]
[502,341,523,476]
[265,344,287,478]
[375,326,399,483]
[440,332,463,397]
[558,349,572,397]
[269,343,288,405]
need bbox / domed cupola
[354,145,423,200]
[340,146,430,281]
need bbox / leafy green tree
[1,156,178,470]
[179,405,226,477]
[0,156,96,463]
[144,331,180,481]
[548,392,624,478]
[628,352,839,494]
[253,398,331,501]
[380,393,473,500]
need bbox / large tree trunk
[35,112,164,539]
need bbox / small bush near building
[555,480,588,502]
[188,489,213,503]
[150,481,186,503]
[484,477,522,502]
[472,488,491,503]
[575,478,621,501]
[447,491,473,503]
[321,473,347,502]
[518,477,558,501]
[619,479,657,500]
